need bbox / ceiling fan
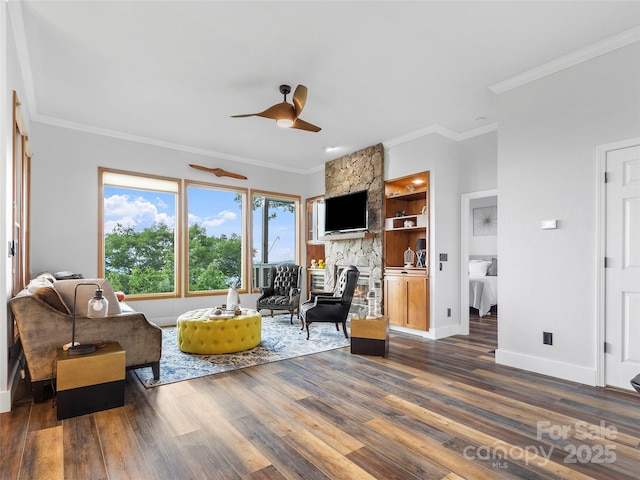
[231,84,321,132]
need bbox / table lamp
[68,283,109,356]
[416,238,427,268]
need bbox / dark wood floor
[2,313,639,480]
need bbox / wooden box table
[56,342,125,420]
[350,316,389,356]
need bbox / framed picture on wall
[473,206,497,236]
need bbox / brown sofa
[10,275,162,402]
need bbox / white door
[605,144,640,390]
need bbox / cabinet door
[405,276,428,330]
[384,276,406,327]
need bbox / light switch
[541,220,557,230]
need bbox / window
[99,169,181,298]
[251,191,300,290]
[186,181,247,294]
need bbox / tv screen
[324,190,368,234]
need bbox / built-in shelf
[319,231,376,241]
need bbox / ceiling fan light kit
[232,84,321,132]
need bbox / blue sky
[104,186,295,263]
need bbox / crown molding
[490,25,640,95]
[33,113,309,175]
[383,122,498,148]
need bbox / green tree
[188,223,242,291]
[104,223,175,294]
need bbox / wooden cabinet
[384,271,429,330]
[383,172,430,331]
[305,196,326,296]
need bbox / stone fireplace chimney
[323,144,384,292]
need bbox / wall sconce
[415,238,427,268]
[68,283,109,356]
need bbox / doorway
[460,189,498,336]
[597,139,640,390]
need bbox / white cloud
[104,194,175,232]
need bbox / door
[384,275,406,327]
[406,276,428,330]
[605,144,640,390]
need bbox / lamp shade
[416,238,427,251]
[87,289,108,318]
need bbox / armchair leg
[342,321,349,339]
[289,310,294,325]
[305,322,310,340]
[335,323,339,331]
[152,361,160,381]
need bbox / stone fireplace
[323,144,384,299]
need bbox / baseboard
[151,315,178,327]
[495,348,597,386]
[389,325,431,338]
[0,357,22,413]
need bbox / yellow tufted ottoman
[176,308,262,354]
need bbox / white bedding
[469,275,498,317]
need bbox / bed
[469,257,497,317]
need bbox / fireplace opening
[337,266,372,315]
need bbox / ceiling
[11,1,640,174]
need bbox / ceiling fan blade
[231,102,295,121]
[189,164,247,180]
[292,85,307,117]
[291,117,321,132]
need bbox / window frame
[184,180,249,297]
[249,189,302,293]
[98,167,182,300]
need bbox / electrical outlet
[447,308,451,317]
[543,332,553,345]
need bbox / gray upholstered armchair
[256,264,303,324]
[300,265,360,340]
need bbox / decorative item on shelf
[404,184,415,193]
[404,220,414,228]
[317,259,325,269]
[310,258,317,269]
[68,283,108,356]
[416,238,427,268]
[404,246,416,268]
[226,282,240,310]
[421,205,428,215]
[395,210,406,217]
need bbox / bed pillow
[469,260,491,276]
[487,258,498,276]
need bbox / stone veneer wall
[324,143,384,290]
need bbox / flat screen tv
[324,190,369,234]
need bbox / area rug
[133,315,351,388]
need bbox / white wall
[28,123,313,326]
[496,42,640,385]
[458,131,498,195]
[1,2,33,412]
[385,134,461,337]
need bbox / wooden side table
[350,316,389,356]
[56,342,125,420]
